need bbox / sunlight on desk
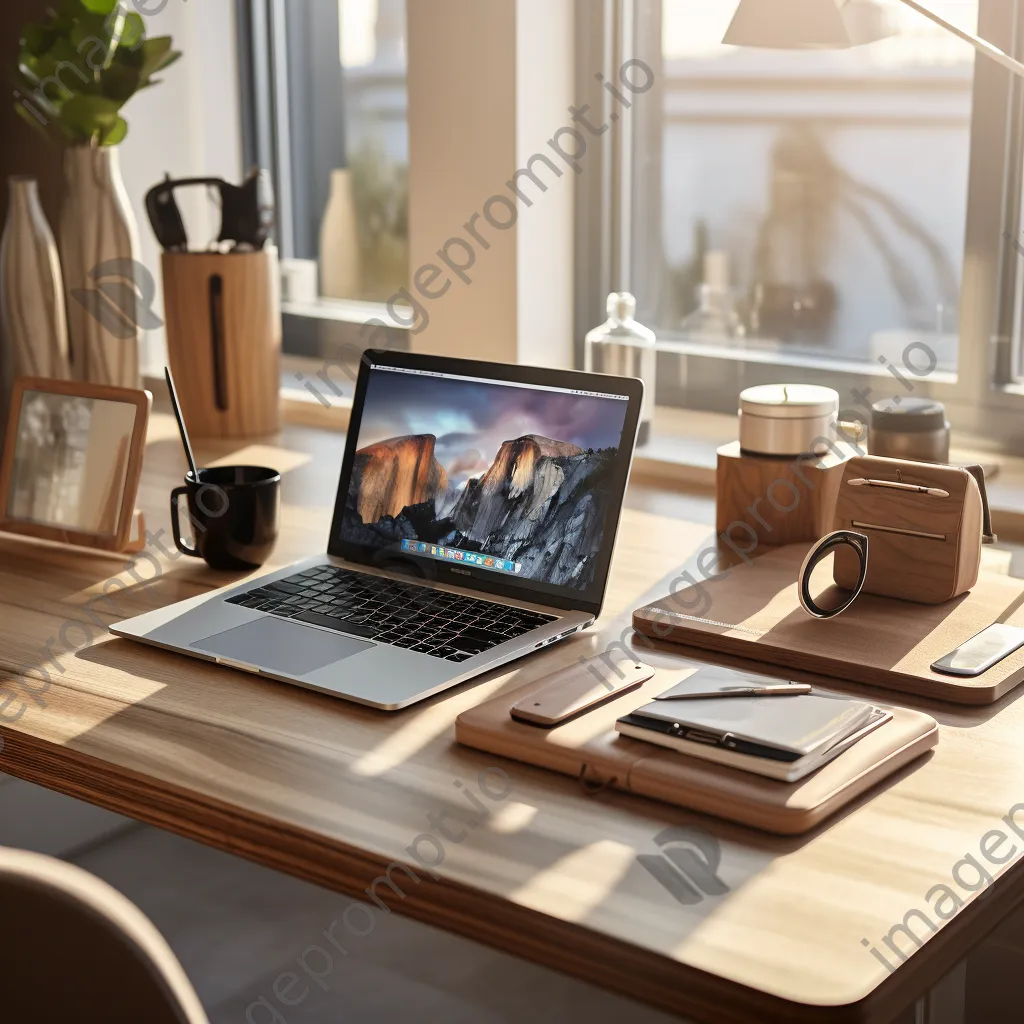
[509,840,637,922]
[350,676,512,777]
[489,800,538,834]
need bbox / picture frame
[0,377,151,553]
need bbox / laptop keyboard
[225,564,558,663]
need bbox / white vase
[0,176,70,433]
[60,145,142,388]
[319,168,361,299]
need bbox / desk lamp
[723,0,1024,80]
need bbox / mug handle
[170,486,201,557]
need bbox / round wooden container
[161,247,281,438]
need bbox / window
[582,0,1024,447]
[239,0,410,373]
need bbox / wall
[0,0,65,236]
[118,0,243,371]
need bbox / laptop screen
[337,363,633,595]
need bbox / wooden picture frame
[0,377,151,553]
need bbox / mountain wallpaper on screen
[341,372,629,589]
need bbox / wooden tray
[456,668,937,835]
[633,542,1024,704]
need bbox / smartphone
[931,623,1024,677]
[510,657,654,727]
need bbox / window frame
[578,0,1024,452]
[236,0,410,378]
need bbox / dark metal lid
[870,397,948,433]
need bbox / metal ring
[798,530,869,619]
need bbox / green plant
[12,0,180,146]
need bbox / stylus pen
[846,478,950,497]
[653,684,813,701]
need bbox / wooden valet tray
[456,670,937,835]
[633,542,1024,705]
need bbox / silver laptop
[113,349,643,710]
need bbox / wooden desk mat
[633,542,1024,704]
[456,672,937,835]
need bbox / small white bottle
[584,291,656,447]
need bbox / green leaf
[99,115,127,146]
[138,36,173,76]
[60,92,123,139]
[13,0,177,136]
[101,7,127,66]
[10,67,60,122]
[20,23,54,57]
[149,48,181,76]
[120,12,145,51]
[81,0,120,14]
[73,31,114,76]
[15,61,43,89]
[98,62,141,102]
[136,46,181,88]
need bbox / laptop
[112,349,644,710]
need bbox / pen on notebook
[652,684,813,701]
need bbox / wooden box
[715,441,849,550]
[832,455,983,604]
[161,248,281,439]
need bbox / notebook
[616,691,879,782]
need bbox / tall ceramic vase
[0,176,71,437]
[60,145,142,389]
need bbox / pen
[847,477,949,498]
[653,684,813,701]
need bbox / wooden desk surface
[2,415,1024,1024]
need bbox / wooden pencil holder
[715,441,851,549]
[161,248,282,439]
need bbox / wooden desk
[0,415,1021,1023]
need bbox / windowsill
[276,372,1024,542]
[282,296,411,327]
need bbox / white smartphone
[931,623,1024,677]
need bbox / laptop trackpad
[194,617,374,675]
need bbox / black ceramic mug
[170,465,281,570]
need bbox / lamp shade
[723,0,897,49]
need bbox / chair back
[0,846,209,1024]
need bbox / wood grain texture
[457,676,938,834]
[634,542,1024,704]
[832,457,982,604]
[0,377,150,552]
[162,249,281,439]
[3,416,1024,1023]
[715,441,846,547]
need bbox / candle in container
[738,384,863,457]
